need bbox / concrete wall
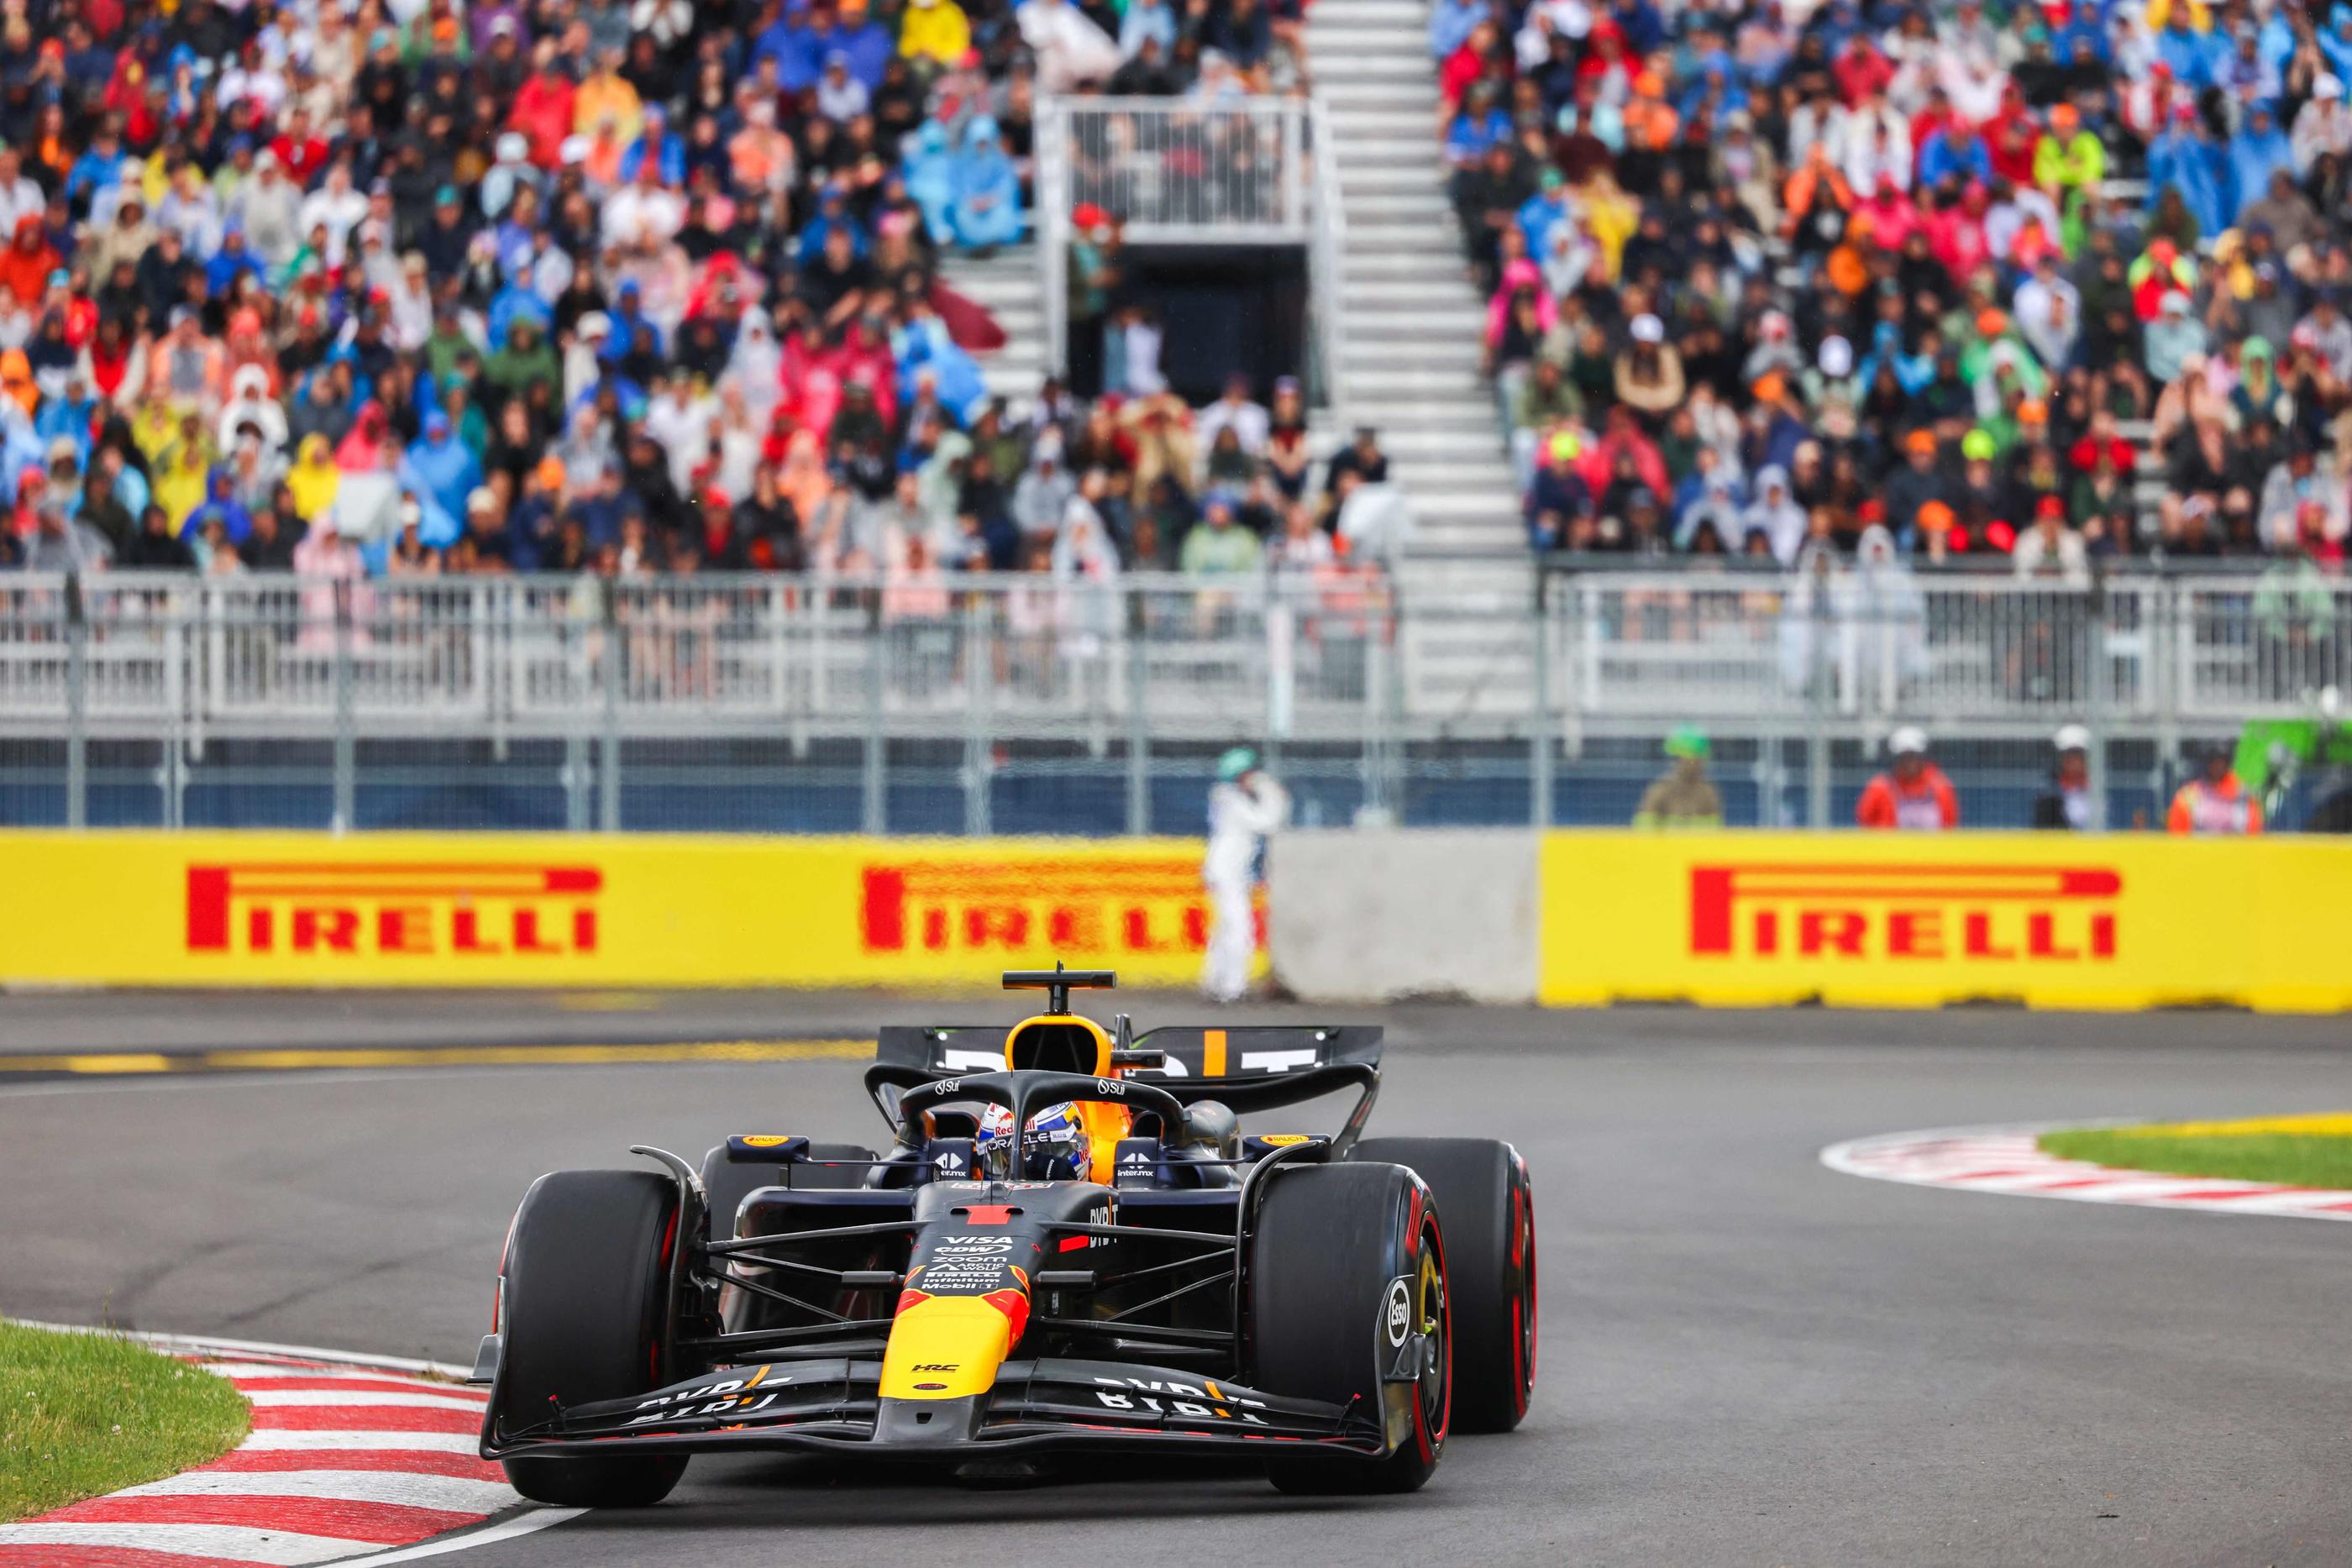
[1269,828,1538,1003]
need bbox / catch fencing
[0,564,2344,835]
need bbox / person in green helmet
[1634,726,1724,827]
[1203,746,1288,1002]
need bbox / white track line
[0,1520,381,1563]
[202,1364,481,1387]
[114,1470,517,1513]
[1822,1122,2352,1221]
[12,1319,470,1378]
[344,1508,584,1565]
[242,1389,488,1412]
[240,1429,489,1454]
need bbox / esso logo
[1383,1278,1412,1347]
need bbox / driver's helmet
[975,1101,1092,1181]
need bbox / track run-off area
[2,992,2347,1566]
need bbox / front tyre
[493,1169,690,1507]
[1350,1137,1536,1432]
[1248,1161,1449,1494]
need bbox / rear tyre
[701,1141,877,1240]
[1351,1137,1536,1433]
[1249,1162,1449,1495]
[494,1169,690,1508]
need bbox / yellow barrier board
[0,831,1252,989]
[1538,831,2352,1014]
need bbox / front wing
[481,1356,1386,1461]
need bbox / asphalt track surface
[3,991,2349,1565]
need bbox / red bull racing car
[472,968,1537,1498]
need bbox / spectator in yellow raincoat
[573,48,644,147]
[900,0,972,66]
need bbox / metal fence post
[1125,589,1149,836]
[1530,574,1552,828]
[2085,567,2111,830]
[1358,582,1397,825]
[330,579,355,833]
[863,589,887,835]
[599,578,622,832]
[63,573,87,829]
[161,596,186,829]
[1806,580,1832,830]
[963,593,992,836]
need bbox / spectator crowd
[1443,0,2352,583]
[0,0,1366,594]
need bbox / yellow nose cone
[879,1290,1026,1400]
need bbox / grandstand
[0,0,2348,834]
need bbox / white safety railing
[1546,571,2349,724]
[0,569,1398,740]
[6,566,2344,832]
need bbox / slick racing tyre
[1351,1137,1536,1432]
[495,1170,690,1508]
[1249,1161,1449,1494]
[701,1141,878,1240]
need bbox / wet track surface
[3,993,2348,1565]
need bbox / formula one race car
[473,967,1537,1500]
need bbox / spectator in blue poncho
[903,122,958,244]
[402,410,481,531]
[795,186,869,268]
[486,264,553,352]
[832,0,896,88]
[34,377,96,465]
[620,106,688,188]
[1445,89,1514,167]
[2229,102,2295,223]
[753,0,828,92]
[1121,0,1177,60]
[2147,109,2228,239]
[1917,120,1992,188]
[604,281,662,364]
[1517,168,1572,260]
[951,117,1022,251]
[2322,5,2352,82]
[1428,0,1481,60]
[895,301,986,422]
[184,465,254,546]
[2153,8,2218,88]
[204,224,263,295]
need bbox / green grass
[2039,1129,2352,1188]
[0,1321,249,1522]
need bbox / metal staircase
[941,244,1049,404]
[1310,0,1524,557]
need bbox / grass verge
[2040,1120,2352,1188]
[0,1321,249,1522]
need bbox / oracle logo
[185,863,602,957]
[1688,863,2119,962]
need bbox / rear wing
[873,1024,1383,1080]
[871,1023,1383,1149]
